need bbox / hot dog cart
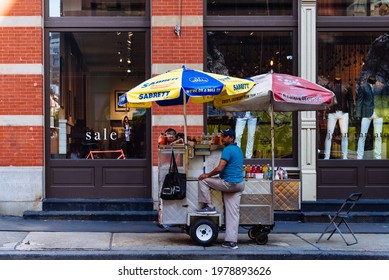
[157,145,275,246]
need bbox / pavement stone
[0,216,388,259]
[0,232,28,251]
[298,233,389,252]
[15,232,112,251]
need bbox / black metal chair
[316,192,363,246]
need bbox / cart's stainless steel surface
[158,147,274,237]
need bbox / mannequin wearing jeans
[356,75,386,159]
[235,111,257,158]
[324,78,353,159]
[324,111,349,159]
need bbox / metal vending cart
[158,145,274,246]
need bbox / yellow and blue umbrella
[119,66,254,105]
[118,66,255,142]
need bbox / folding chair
[316,192,362,246]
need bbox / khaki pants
[198,178,244,243]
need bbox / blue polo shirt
[220,143,244,183]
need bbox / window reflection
[49,0,146,17]
[318,0,389,16]
[49,32,146,159]
[317,32,389,160]
[207,0,293,16]
[206,31,294,159]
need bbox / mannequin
[122,115,132,157]
[235,111,257,158]
[324,78,353,159]
[356,75,386,159]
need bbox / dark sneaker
[197,205,217,214]
[222,241,238,249]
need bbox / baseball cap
[219,128,235,138]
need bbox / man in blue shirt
[197,128,245,249]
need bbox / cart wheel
[255,232,268,245]
[248,227,259,240]
[189,219,218,246]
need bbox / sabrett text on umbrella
[233,83,250,91]
[141,78,179,88]
[138,91,170,100]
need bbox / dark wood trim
[44,18,150,28]
[204,17,297,28]
[317,16,389,28]
[317,159,389,199]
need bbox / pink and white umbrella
[214,72,337,180]
[214,72,336,112]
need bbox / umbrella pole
[183,90,189,175]
[183,90,187,146]
[270,101,275,181]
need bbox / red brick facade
[0,126,44,166]
[0,0,41,16]
[151,0,204,165]
[0,1,43,168]
[0,75,43,114]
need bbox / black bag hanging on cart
[160,150,186,200]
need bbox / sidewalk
[0,216,388,260]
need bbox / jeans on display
[324,111,349,159]
[357,112,383,159]
[235,112,257,158]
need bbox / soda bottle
[242,165,246,178]
[251,165,256,177]
[267,164,272,180]
[245,165,251,178]
[262,164,268,180]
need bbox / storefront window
[206,0,293,16]
[318,0,389,16]
[49,0,146,17]
[49,31,147,159]
[206,31,294,159]
[317,31,389,160]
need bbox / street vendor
[164,128,177,144]
[197,128,244,249]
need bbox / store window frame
[204,1,298,167]
[316,16,389,198]
[44,0,151,163]
[43,2,152,199]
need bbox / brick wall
[0,126,44,166]
[0,75,43,114]
[0,1,43,168]
[151,0,204,165]
[0,0,42,16]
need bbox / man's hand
[198,173,208,180]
